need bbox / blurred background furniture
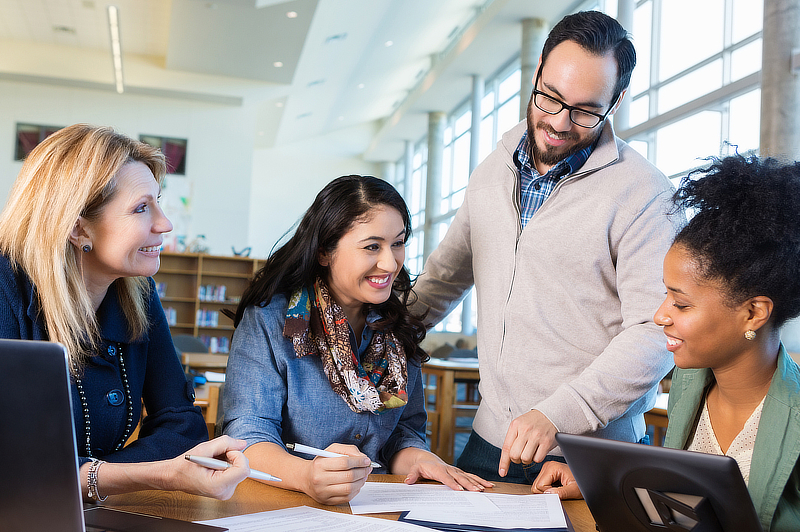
[154,253,265,354]
[422,357,480,465]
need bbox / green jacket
[665,346,800,531]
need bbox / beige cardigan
[414,120,681,451]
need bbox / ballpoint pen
[185,455,282,482]
[285,442,381,469]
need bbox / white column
[423,112,447,261]
[760,0,800,159]
[613,0,635,131]
[520,18,549,121]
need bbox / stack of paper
[349,482,571,531]
[196,505,430,531]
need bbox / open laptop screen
[0,339,85,532]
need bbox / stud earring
[744,330,756,341]
[82,244,92,253]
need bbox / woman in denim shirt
[222,175,491,504]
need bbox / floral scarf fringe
[284,279,408,414]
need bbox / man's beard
[526,95,603,168]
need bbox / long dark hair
[672,154,800,327]
[231,175,428,363]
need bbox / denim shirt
[220,294,429,472]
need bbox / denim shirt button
[354,433,362,440]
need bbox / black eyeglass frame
[532,65,621,129]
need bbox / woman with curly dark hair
[221,175,491,504]
[534,155,800,531]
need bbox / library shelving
[153,252,265,353]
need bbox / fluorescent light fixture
[286,11,298,18]
[107,6,124,94]
[273,61,284,68]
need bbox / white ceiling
[0,0,570,162]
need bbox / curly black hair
[672,154,800,327]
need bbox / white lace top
[686,396,765,485]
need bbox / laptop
[556,432,763,532]
[0,338,226,532]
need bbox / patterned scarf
[284,278,408,414]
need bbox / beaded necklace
[74,342,134,458]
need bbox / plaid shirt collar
[513,130,595,181]
[513,130,597,228]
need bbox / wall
[0,79,256,256]
[248,127,381,256]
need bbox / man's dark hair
[541,11,636,103]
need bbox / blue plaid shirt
[514,131,595,228]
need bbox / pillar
[760,0,800,159]
[520,18,549,121]
[614,0,636,131]
[423,112,447,261]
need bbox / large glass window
[396,0,764,332]
[625,0,762,179]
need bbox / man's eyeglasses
[532,68,620,129]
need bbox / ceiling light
[286,11,298,18]
[384,40,393,47]
[273,61,283,68]
[107,6,124,94]
[275,102,284,108]
[358,83,365,89]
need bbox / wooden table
[101,474,596,531]
[421,358,480,465]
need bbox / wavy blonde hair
[0,124,167,371]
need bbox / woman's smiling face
[319,205,406,319]
[653,244,749,371]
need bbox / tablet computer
[555,432,763,532]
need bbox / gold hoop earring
[744,330,756,341]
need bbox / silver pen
[285,442,381,469]
[185,454,282,482]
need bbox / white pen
[286,442,381,469]
[185,455,282,482]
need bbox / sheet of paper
[403,493,567,529]
[195,505,430,532]
[348,482,497,515]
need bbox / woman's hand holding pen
[300,443,373,505]
[171,436,250,500]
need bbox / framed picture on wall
[14,123,62,161]
[139,135,187,175]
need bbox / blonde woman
[0,124,248,501]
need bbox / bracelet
[87,459,108,501]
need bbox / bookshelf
[154,252,265,353]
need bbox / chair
[172,334,209,355]
[422,358,480,464]
[194,383,221,439]
[644,392,669,446]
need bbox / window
[623,0,763,179]
[397,0,764,332]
